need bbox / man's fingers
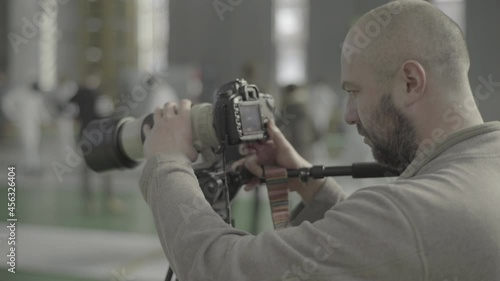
[143,124,152,137]
[244,154,263,178]
[153,107,162,124]
[238,144,257,155]
[251,141,272,152]
[232,154,263,177]
[164,102,178,119]
[178,99,192,116]
[244,178,260,191]
[230,156,262,191]
[230,158,246,171]
[267,119,284,140]
[267,119,290,149]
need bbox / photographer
[139,1,500,280]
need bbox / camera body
[213,79,274,146]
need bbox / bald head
[340,1,483,171]
[343,0,470,89]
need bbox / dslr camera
[82,79,275,173]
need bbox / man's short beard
[359,94,419,172]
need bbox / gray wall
[307,0,388,92]
[56,0,81,82]
[0,0,7,73]
[168,0,274,99]
[466,0,500,122]
[7,0,40,86]
[6,0,80,87]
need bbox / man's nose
[344,96,360,125]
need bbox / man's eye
[346,90,358,95]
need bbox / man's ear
[400,60,427,107]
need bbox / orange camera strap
[263,166,289,230]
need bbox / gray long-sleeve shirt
[139,122,500,281]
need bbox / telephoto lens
[82,103,218,172]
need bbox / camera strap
[263,166,289,230]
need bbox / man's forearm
[295,178,328,204]
[290,177,347,226]
[291,158,344,205]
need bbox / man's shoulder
[349,175,469,214]
[352,167,500,226]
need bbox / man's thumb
[143,124,152,137]
[267,119,289,147]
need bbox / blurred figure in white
[2,82,51,173]
[0,72,7,139]
[308,79,341,164]
[133,73,179,117]
[308,79,339,138]
[53,79,79,158]
[280,84,315,160]
[146,77,178,113]
[117,70,179,118]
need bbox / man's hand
[142,100,198,162]
[232,120,326,204]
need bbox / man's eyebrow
[341,81,359,91]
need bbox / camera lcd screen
[239,104,262,135]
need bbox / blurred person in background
[280,84,316,160]
[2,82,51,174]
[308,78,339,139]
[52,79,79,158]
[308,78,344,162]
[241,61,268,92]
[118,70,178,118]
[139,73,178,117]
[63,74,124,215]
